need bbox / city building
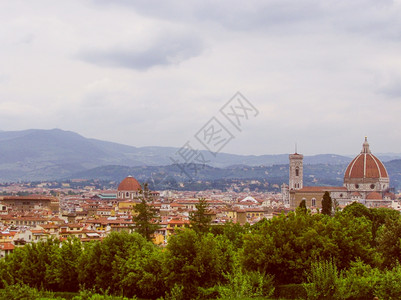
[284,137,395,210]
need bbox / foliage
[1,205,400,299]
[0,283,53,300]
[342,202,400,247]
[303,259,339,300]
[336,259,380,300]
[1,238,67,290]
[71,288,135,300]
[377,216,401,270]
[374,264,401,300]
[133,183,160,241]
[298,199,307,213]
[112,236,165,298]
[321,191,332,216]
[163,284,184,300]
[46,237,83,292]
[78,232,162,298]
[189,198,212,234]
[164,229,233,299]
[211,221,248,249]
[217,256,274,299]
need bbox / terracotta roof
[118,176,141,191]
[2,195,58,201]
[366,192,383,200]
[297,186,347,192]
[0,242,14,250]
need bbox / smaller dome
[366,192,382,200]
[118,176,141,191]
[385,192,396,200]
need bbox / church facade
[282,137,395,210]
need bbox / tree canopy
[2,203,401,299]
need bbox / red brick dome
[118,176,141,191]
[344,138,388,180]
[366,191,382,200]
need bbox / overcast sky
[1,0,401,156]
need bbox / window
[312,198,316,207]
[295,167,299,177]
[355,184,359,189]
[370,184,375,189]
[126,192,129,197]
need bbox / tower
[289,151,303,190]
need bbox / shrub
[303,259,339,300]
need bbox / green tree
[343,203,400,247]
[377,217,401,269]
[375,264,401,299]
[242,210,374,284]
[78,232,146,293]
[370,207,400,247]
[189,198,211,234]
[242,211,325,284]
[337,259,380,300]
[321,191,332,216]
[0,283,54,300]
[112,234,165,299]
[45,237,82,292]
[2,238,60,290]
[164,229,233,299]
[304,259,340,300]
[218,255,274,299]
[298,199,307,214]
[133,183,159,241]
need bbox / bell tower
[289,149,303,190]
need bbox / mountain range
[0,129,400,191]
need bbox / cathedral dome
[344,137,388,180]
[118,175,141,191]
[344,137,389,193]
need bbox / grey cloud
[377,82,401,99]
[77,34,203,70]
[91,0,401,38]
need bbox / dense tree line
[2,202,401,299]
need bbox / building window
[370,184,375,189]
[295,167,299,177]
[126,192,129,197]
[355,184,359,189]
[312,198,316,207]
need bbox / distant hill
[67,163,347,191]
[0,129,357,182]
[69,160,401,191]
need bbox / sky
[1,0,401,156]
